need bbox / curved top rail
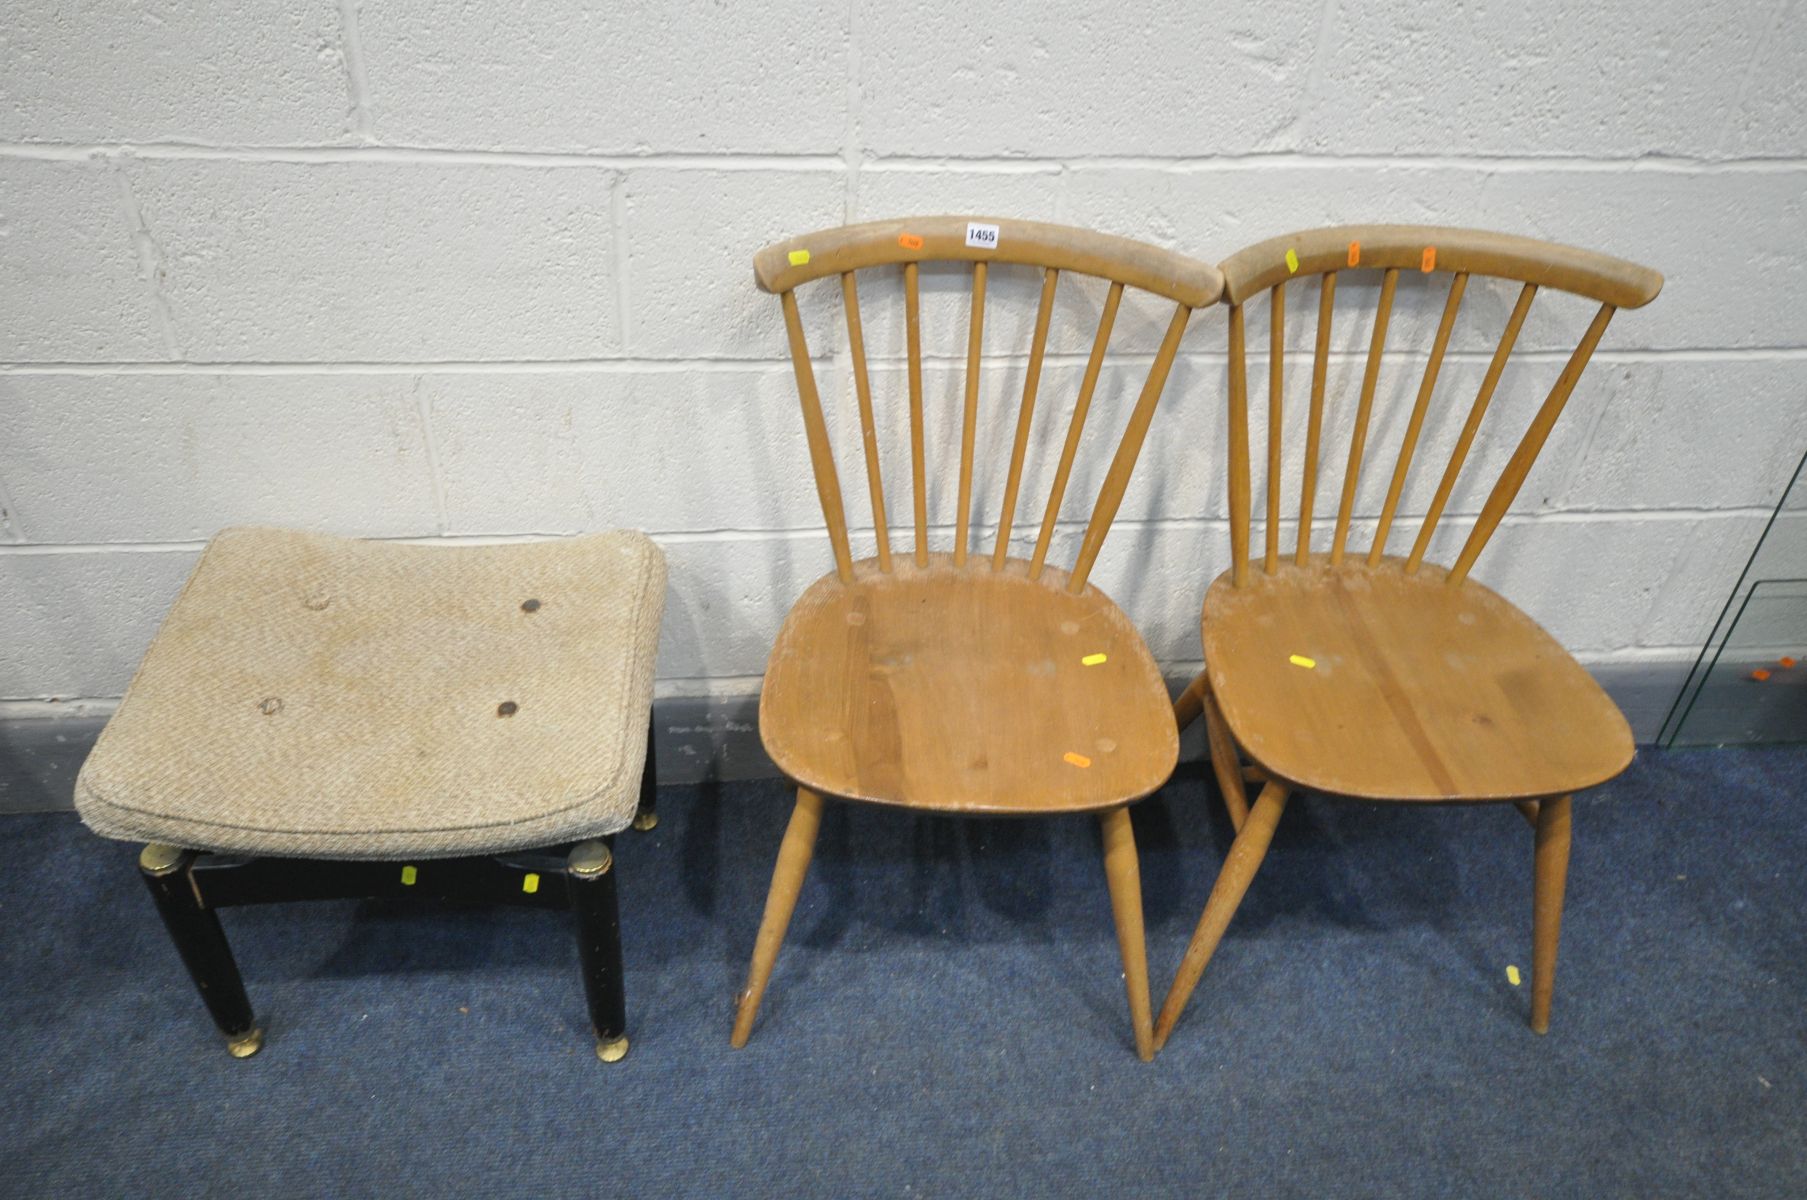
[753,215,1223,308]
[1218,224,1663,309]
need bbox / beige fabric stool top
[76,527,666,860]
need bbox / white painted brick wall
[2,0,1803,716]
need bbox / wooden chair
[1157,226,1663,1050]
[732,216,1222,1060]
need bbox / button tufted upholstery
[76,527,665,859]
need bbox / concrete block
[0,0,350,144]
[0,373,440,542]
[357,0,848,152]
[426,367,837,534]
[0,160,165,361]
[0,548,200,699]
[857,0,1321,157]
[1299,0,1778,159]
[125,160,621,361]
[621,168,845,358]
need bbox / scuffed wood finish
[755,215,1222,307]
[1218,224,1663,308]
[1201,558,1633,802]
[730,787,825,1048]
[1531,795,1572,1035]
[1100,807,1155,1061]
[760,555,1178,815]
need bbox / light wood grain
[1368,271,1466,564]
[1218,224,1662,308]
[756,215,1222,307]
[1201,687,1251,832]
[841,271,891,572]
[760,554,1179,814]
[904,262,929,567]
[1330,267,1397,565]
[1531,795,1572,1034]
[730,787,825,1048]
[1068,303,1192,593]
[1266,282,1285,574]
[955,262,988,567]
[1031,282,1122,580]
[1407,282,1537,573]
[1100,806,1155,1061]
[781,290,852,583]
[1153,780,1290,1050]
[1297,272,1335,566]
[1227,304,1252,587]
[1202,558,1633,802]
[995,268,1059,569]
[1448,303,1615,585]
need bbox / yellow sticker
[1063,751,1092,768]
[1289,654,1316,669]
[400,865,417,885]
[1506,964,1522,987]
[522,872,540,895]
[1082,653,1108,666]
[1285,248,1300,274]
[788,249,811,266]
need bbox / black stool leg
[138,844,263,1057]
[631,713,658,832]
[566,839,628,1062]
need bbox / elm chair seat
[75,524,666,1064]
[77,526,665,858]
[1203,556,1632,802]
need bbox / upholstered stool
[76,526,665,1061]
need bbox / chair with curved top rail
[732,216,1222,1060]
[1157,225,1663,1050]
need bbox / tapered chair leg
[1173,670,1208,733]
[1531,795,1572,1035]
[138,844,263,1058]
[567,840,630,1063]
[1201,689,1252,832]
[632,716,659,832]
[1099,807,1155,1061]
[1153,781,1290,1051]
[731,787,826,1048]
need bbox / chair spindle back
[755,216,1223,594]
[1216,225,1662,588]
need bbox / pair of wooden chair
[732,216,1663,1059]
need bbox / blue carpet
[1,746,1802,1198]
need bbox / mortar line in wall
[334,0,376,141]
[5,346,1807,377]
[0,505,1774,557]
[3,142,1806,173]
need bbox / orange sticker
[1421,246,1437,272]
[1752,668,1772,682]
[898,232,924,250]
[1347,240,1361,267]
[1781,656,1798,669]
[1063,751,1092,769]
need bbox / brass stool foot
[631,811,659,832]
[226,1027,266,1058]
[596,1035,629,1063]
